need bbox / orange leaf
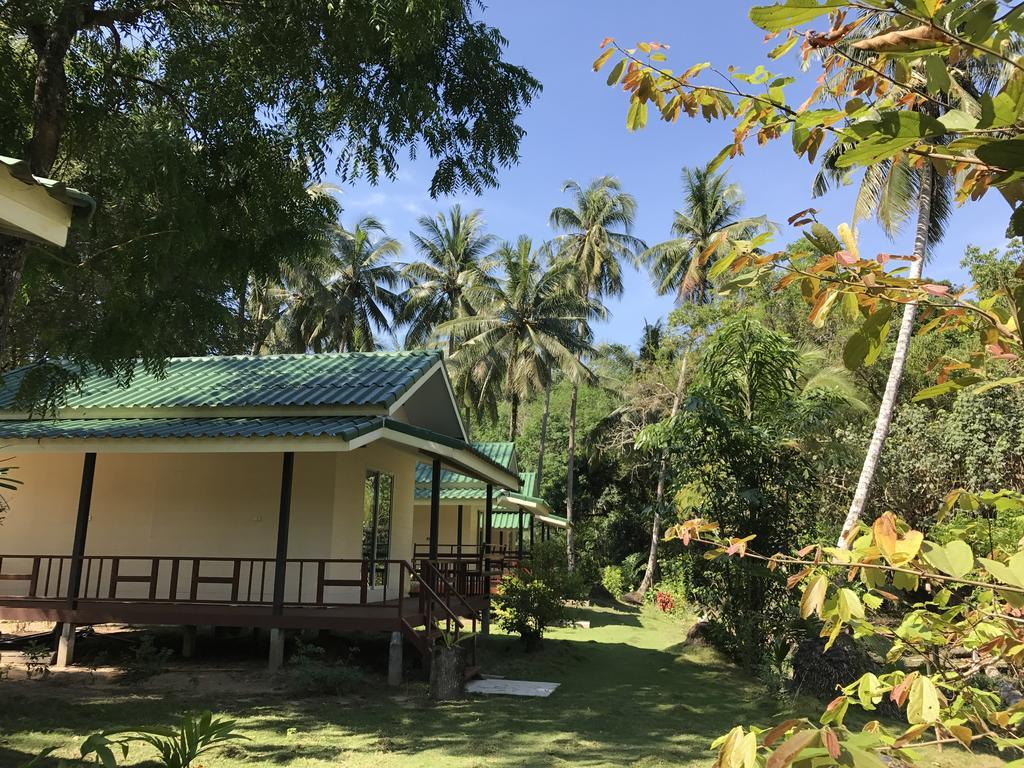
[600,36,614,48]
[762,719,802,747]
[766,729,818,768]
[821,727,841,759]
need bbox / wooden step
[464,665,482,682]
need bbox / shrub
[648,557,687,612]
[493,571,565,650]
[600,565,626,597]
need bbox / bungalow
[411,459,568,588]
[0,351,520,673]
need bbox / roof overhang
[0,156,93,247]
[499,493,555,519]
[0,416,519,490]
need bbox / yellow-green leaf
[920,539,974,579]
[907,676,941,724]
[593,48,614,72]
[801,574,828,619]
[749,0,846,33]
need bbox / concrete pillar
[182,625,197,659]
[55,623,76,668]
[387,631,403,687]
[268,628,285,672]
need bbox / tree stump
[429,645,466,701]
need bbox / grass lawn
[0,604,1007,767]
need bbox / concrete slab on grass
[467,679,560,697]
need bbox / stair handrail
[400,559,464,642]
[424,560,479,624]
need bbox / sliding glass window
[362,470,394,588]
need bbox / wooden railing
[0,554,410,607]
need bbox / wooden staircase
[399,560,482,670]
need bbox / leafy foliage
[80,711,244,768]
[493,570,566,650]
[669,504,1024,766]
[597,0,1024,235]
[1,0,539,402]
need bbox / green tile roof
[491,511,568,529]
[414,486,489,501]
[0,416,383,440]
[0,351,441,412]
[517,471,537,498]
[491,511,528,529]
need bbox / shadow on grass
[567,605,644,628]
[0,629,781,768]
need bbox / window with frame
[362,470,394,588]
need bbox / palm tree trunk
[838,164,932,547]
[638,352,688,593]
[565,378,579,572]
[508,393,519,440]
[536,378,552,489]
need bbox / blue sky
[333,0,1013,348]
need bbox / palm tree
[549,176,644,570]
[641,164,767,304]
[399,206,498,354]
[809,19,971,545]
[328,217,404,352]
[441,237,594,440]
[251,217,404,354]
[836,162,944,545]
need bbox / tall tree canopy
[0,0,539,405]
[400,206,498,354]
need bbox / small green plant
[121,633,173,683]
[437,626,477,649]
[600,565,626,598]
[22,641,51,680]
[80,711,244,767]
[493,571,565,650]
[288,639,366,696]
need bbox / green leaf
[920,539,974,579]
[938,109,978,131]
[912,376,983,402]
[749,0,846,32]
[606,59,626,86]
[835,136,920,168]
[980,552,1024,588]
[973,376,1024,394]
[924,55,951,93]
[976,137,1024,171]
[843,330,870,370]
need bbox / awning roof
[0,415,520,490]
[491,511,569,530]
[414,441,516,485]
